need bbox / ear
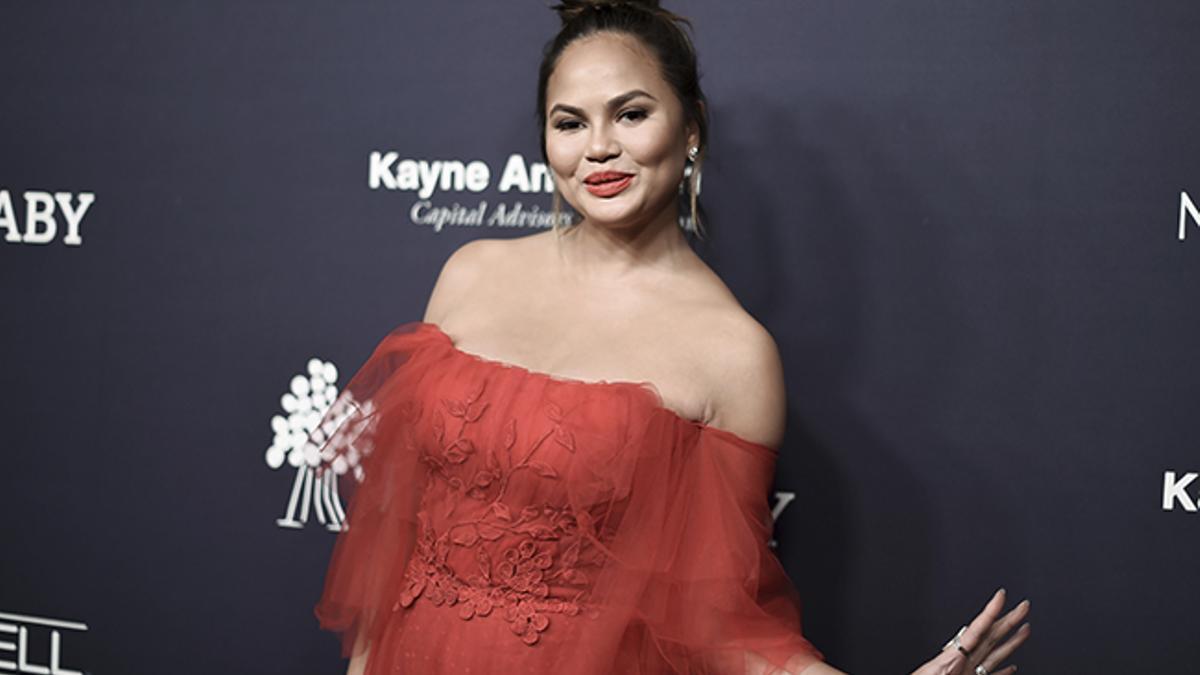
[686,100,705,151]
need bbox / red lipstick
[583,171,634,197]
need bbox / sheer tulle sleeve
[308,323,442,659]
[563,407,825,674]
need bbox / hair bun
[552,0,664,25]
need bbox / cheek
[545,135,583,180]
[625,123,682,168]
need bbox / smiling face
[544,31,699,231]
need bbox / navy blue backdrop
[2,2,1198,673]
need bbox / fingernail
[998,587,1006,596]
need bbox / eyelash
[554,108,648,131]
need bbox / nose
[585,122,620,163]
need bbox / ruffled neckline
[413,321,778,456]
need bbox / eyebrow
[548,89,658,117]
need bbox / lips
[583,171,634,198]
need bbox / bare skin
[343,29,1031,675]
[424,228,782,440]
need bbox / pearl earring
[687,146,699,161]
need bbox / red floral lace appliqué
[392,376,603,646]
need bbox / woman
[314,1,1031,673]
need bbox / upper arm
[705,318,788,449]
[422,238,496,325]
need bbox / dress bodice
[312,321,822,674]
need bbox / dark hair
[537,0,710,239]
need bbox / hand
[910,588,1031,675]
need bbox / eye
[553,118,583,131]
[619,108,648,123]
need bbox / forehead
[547,32,670,104]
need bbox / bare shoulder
[422,237,512,324]
[696,306,788,450]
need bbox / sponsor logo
[0,189,94,247]
[1163,471,1198,511]
[768,490,796,548]
[368,152,571,232]
[0,610,87,675]
[1181,191,1199,241]
[267,358,351,531]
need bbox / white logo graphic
[368,152,571,232]
[1162,471,1198,511]
[0,189,95,247]
[768,490,796,549]
[0,610,87,674]
[1180,191,1199,241]
[267,358,352,531]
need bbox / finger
[982,622,1032,673]
[962,588,1006,653]
[980,598,1030,652]
[988,667,1017,675]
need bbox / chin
[570,194,643,225]
[576,207,646,229]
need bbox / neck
[555,206,693,283]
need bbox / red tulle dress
[312,321,824,674]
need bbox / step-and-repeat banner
[2,2,1196,673]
